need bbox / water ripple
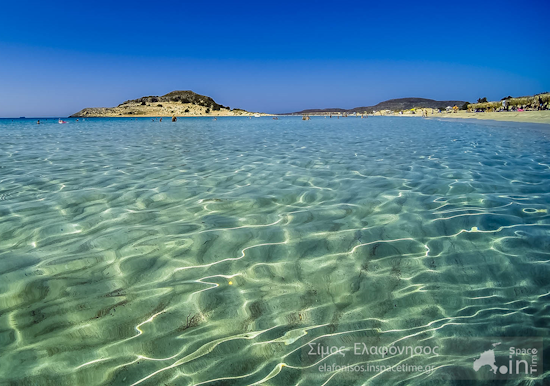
[0,117,549,385]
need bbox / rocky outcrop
[70,90,259,117]
[120,90,228,110]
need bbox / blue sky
[1,0,548,116]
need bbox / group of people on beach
[500,96,547,112]
[472,95,549,113]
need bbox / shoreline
[70,112,272,118]
[426,111,550,125]
[382,110,550,125]
[277,110,550,125]
[427,110,550,125]
[432,117,550,131]
[0,115,272,119]
[70,114,272,118]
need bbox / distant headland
[283,98,467,115]
[70,90,265,117]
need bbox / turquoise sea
[0,116,549,385]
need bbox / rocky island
[70,90,264,117]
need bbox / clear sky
[1,0,549,117]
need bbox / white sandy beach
[385,110,550,125]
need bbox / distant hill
[122,90,225,109]
[284,97,467,115]
[350,98,467,113]
[71,90,262,117]
[290,107,349,114]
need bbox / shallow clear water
[0,117,549,385]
